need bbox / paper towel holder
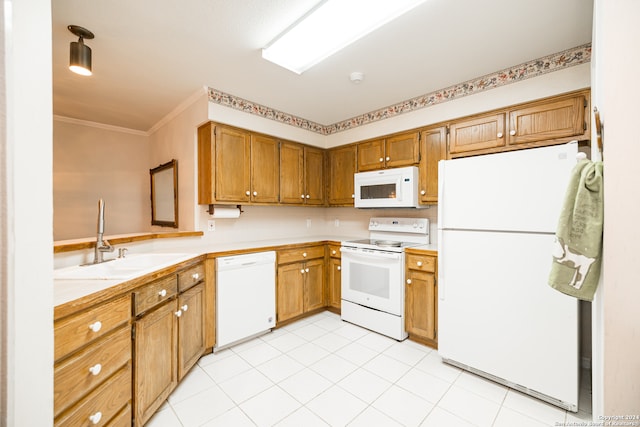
[207,204,244,216]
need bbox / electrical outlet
[306,219,311,228]
[334,219,340,227]
[207,220,215,231]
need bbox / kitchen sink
[54,253,194,280]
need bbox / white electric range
[340,217,429,340]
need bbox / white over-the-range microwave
[354,166,422,208]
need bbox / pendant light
[68,25,94,76]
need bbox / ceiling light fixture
[68,25,94,76]
[262,0,428,75]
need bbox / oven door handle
[340,247,402,261]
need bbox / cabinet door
[276,263,304,322]
[177,283,205,381]
[449,113,506,155]
[328,145,356,205]
[385,132,419,168]
[134,301,177,427]
[405,270,437,341]
[304,146,325,205]
[357,139,385,171]
[304,258,325,312]
[328,257,341,310]
[251,134,280,203]
[197,122,215,204]
[508,95,586,145]
[215,125,251,202]
[279,142,305,204]
[419,126,447,204]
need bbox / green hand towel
[549,159,604,301]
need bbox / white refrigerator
[437,142,579,412]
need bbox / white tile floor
[146,311,593,427]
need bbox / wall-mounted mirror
[150,159,178,228]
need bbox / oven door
[340,246,404,316]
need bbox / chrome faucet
[93,199,115,264]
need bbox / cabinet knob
[88,321,102,333]
[332,250,336,255]
[497,132,503,138]
[253,191,258,196]
[306,194,310,199]
[379,157,384,162]
[89,363,102,376]
[300,269,305,274]
[406,279,412,285]
[301,194,305,199]
[192,273,199,281]
[386,156,390,161]
[417,261,423,267]
[420,190,426,195]
[181,304,188,312]
[510,129,516,136]
[175,310,182,317]
[337,266,341,271]
[245,190,250,196]
[305,268,309,273]
[89,412,102,425]
[302,252,307,257]
[351,194,355,198]
[158,289,167,297]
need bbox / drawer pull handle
[406,279,412,285]
[88,321,102,333]
[89,411,102,425]
[192,273,199,281]
[175,310,182,317]
[302,252,307,257]
[417,261,423,267]
[337,266,341,271]
[158,289,167,297]
[89,363,102,376]
[181,304,189,312]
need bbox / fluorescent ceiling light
[262,0,428,74]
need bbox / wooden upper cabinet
[385,132,420,168]
[328,145,357,205]
[508,93,587,145]
[215,125,251,202]
[304,146,325,205]
[280,142,305,204]
[250,134,280,203]
[419,126,447,204]
[357,131,420,171]
[280,141,324,205]
[449,112,506,155]
[357,139,385,171]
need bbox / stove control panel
[368,217,429,234]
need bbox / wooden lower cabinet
[405,250,438,348]
[327,244,341,311]
[276,245,325,324]
[133,264,206,427]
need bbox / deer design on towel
[551,237,596,290]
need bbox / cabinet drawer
[328,245,341,259]
[278,246,325,264]
[55,363,131,427]
[54,326,131,418]
[133,274,178,316]
[55,294,131,361]
[406,254,436,272]
[178,263,205,292]
[106,403,131,427]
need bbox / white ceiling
[51,0,593,132]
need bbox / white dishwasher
[215,251,276,350]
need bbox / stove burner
[374,240,402,248]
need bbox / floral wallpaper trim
[208,43,591,135]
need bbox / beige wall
[53,118,150,240]
[594,0,640,416]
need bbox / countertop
[54,235,438,310]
